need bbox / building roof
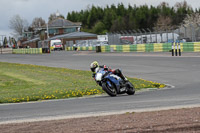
[48,18,81,28]
[21,32,97,45]
[48,32,97,40]
[22,37,40,45]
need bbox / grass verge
[0,62,165,103]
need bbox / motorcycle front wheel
[126,82,135,95]
[102,80,117,97]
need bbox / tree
[173,1,193,26]
[3,37,8,47]
[68,11,77,22]
[154,15,173,31]
[110,16,127,32]
[9,15,29,37]
[156,2,173,31]
[128,11,137,30]
[158,2,169,8]
[116,3,126,16]
[174,0,192,10]
[12,38,17,45]
[67,12,72,20]
[32,17,46,28]
[180,13,200,40]
[103,9,113,30]
[87,6,99,28]
[92,21,106,34]
[158,2,172,17]
[48,12,65,22]
[183,13,200,26]
[65,3,197,34]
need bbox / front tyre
[102,80,117,97]
[126,82,135,95]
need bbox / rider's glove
[103,65,108,71]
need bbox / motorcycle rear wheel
[102,81,117,97]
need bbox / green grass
[0,62,165,103]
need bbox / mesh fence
[108,26,200,45]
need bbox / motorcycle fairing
[104,74,122,93]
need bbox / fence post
[166,29,168,43]
[172,41,174,56]
[147,28,152,43]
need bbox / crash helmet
[90,61,99,72]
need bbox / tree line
[67,1,199,34]
[9,1,200,37]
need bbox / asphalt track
[0,51,200,124]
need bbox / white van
[50,39,63,51]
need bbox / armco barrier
[66,42,200,53]
[12,48,42,54]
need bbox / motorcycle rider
[90,61,128,82]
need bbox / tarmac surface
[0,51,200,123]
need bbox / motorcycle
[94,68,135,97]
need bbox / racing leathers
[92,65,128,82]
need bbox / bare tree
[174,0,192,10]
[180,13,200,41]
[183,13,200,26]
[9,15,29,37]
[158,2,169,8]
[155,15,173,31]
[48,11,64,23]
[32,17,46,28]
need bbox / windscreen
[54,42,62,45]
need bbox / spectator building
[20,18,97,49]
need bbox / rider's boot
[114,69,128,83]
[120,74,128,83]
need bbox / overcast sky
[0,0,200,38]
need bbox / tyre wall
[66,42,200,52]
[12,48,42,54]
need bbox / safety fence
[66,42,200,53]
[12,48,42,54]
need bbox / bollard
[175,42,178,56]
[172,42,174,56]
[178,42,181,56]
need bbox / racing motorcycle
[94,68,135,97]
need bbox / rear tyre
[126,82,135,95]
[102,80,117,97]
